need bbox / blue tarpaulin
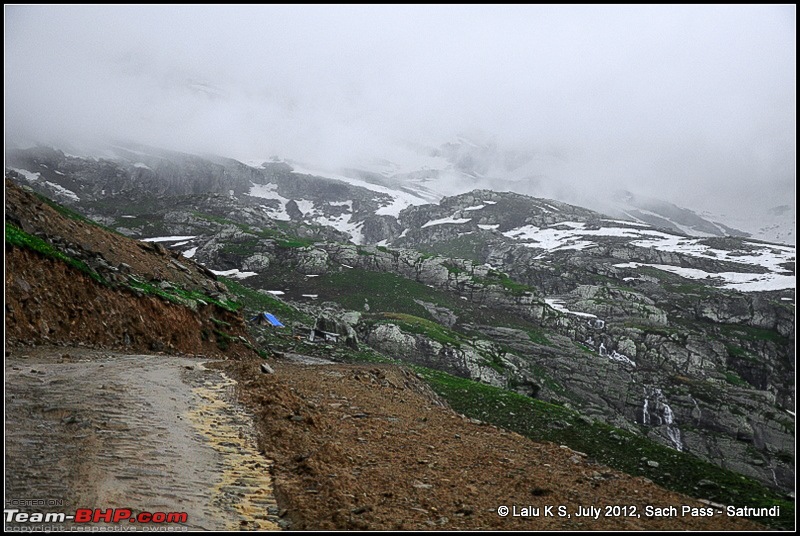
[250,312,284,327]
[262,312,284,327]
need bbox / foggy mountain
[5,5,795,240]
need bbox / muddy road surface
[5,347,280,531]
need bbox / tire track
[5,348,280,530]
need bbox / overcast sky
[4,5,796,214]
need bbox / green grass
[126,278,239,313]
[526,328,552,346]
[190,210,238,227]
[191,210,319,250]
[244,256,569,355]
[473,271,536,297]
[6,223,105,283]
[664,281,717,297]
[624,322,683,337]
[725,344,761,364]
[483,354,506,373]
[301,269,458,319]
[221,238,261,255]
[723,370,750,387]
[442,261,465,275]
[112,215,150,228]
[213,328,234,350]
[526,363,567,397]
[413,366,793,529]
[719,324,790,345]
[210,316,231,328]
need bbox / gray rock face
[361,215,402,245]
[361,323,510,389]
[414,300,458,328]
[314,309,359,349]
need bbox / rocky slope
[5,179,256,358]
[5,146,795,494]
[228,360,765,531]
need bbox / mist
[5,5,796,215]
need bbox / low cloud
[5,5,795,214]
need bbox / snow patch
[210,268,257,280]
[288,163,433,216]
[10,168,41,181]
[631,235,795,273]
[142,235,197,242]
[602,218,650,228]
[608,350,637,367]
[44,181,80,201]
[503,225,594,252]
[182,247,198,259]
[295,199,315,215]
[248,182,291,221]
[421,216,472,228]
[545,298,597,318]
[614,262,795,292]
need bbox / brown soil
[225,359,762,531]
[5,178,254,358]
[5,178,218,292]
[6,246,249,358]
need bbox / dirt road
[5,347,280,531]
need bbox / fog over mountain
[5,5,796,222]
